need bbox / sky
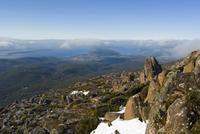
[0,0,200,40]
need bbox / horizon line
[1,36,200,41]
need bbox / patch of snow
[99,117,105,120]
[91,117,147,134]
[116,107,125,114]
[70,90,90,95]
[71,90,79,95]
[83,91,90,95]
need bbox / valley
[1,50,200,134]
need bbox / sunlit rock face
[140,56,162,84]
[144,56,162,81]
[145,50,200,134]
[124,95,143,120]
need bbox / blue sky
[0,0,200,39]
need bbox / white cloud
[0,38,200,59]
[59,39,104,49]
[0,41,12,47]
[170,40,200,58]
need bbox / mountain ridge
[0,50,200,134]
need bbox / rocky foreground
[0,50,200,134]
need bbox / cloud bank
[0,38,200,58]
[170,40,200,58]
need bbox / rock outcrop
[124,94,148,121]
[124,95,141,120]
[104,112,121,122]
[1,50,200,134]
[145,50,200,134]
[140,56,162,83]
[112,71,137,92]
[122,50,200,134]
[194,56,200,75]
[162,98,189,134]
[144,80,160,104]
[183,61,195,73]
[158,70,168,86]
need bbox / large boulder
[140,56,162,83]
[124,94,144,120]
[183,61,195,73]
[104,112,121,122]
[145,102,163,134]
[162,98,189,134]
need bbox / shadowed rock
[30,126,49,134]
[140,56,162,83]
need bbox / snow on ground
[116,107,125,114]
[70,90,90,95]
[91,106,147,134]
[91,117,147,134]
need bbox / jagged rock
[124,94,143,120]
[139,71,146,84]
[145,80,160,104]
[158,70,168,86]
[144,56,162,81]
[183,61,195,73]
[30,126,49,134]
[1,50,200,134]
[139,56,162,84]
[194,56,200,75]
[104,112,120,122]
[162,98,189,134]
[145,102,164,134]
[146,62,200,134]
[171,50,200,72]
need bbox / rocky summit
[1,50,200,134]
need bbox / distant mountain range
[0,38,200,106]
